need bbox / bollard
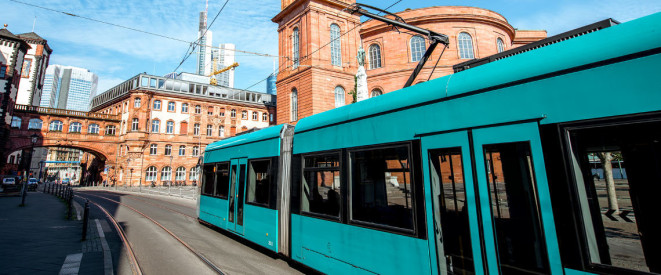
[20,182,27,206]
[82,200,90,241]
[67,189,73,220]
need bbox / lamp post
[169,155,173,186]
[129,168,134,189]
[126,157,132,187]
[21,134,39,206]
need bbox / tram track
[77,192,226,275]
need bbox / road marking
[95,219,114,275]
[59,253,82,275]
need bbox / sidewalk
[0,189,107,274]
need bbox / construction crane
[209,61,239,85]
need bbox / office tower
[196,7,213,76]
[39,65,98,111]
[211,43,235,88]
[40,65,60,108]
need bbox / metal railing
[13,104,121,121]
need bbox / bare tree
[597,152,619,214]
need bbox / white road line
[59,253,83,275]
[95,219,114,275]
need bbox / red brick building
[89,73,275,186]
[272,1,547,124]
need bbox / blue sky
[3,0,660,94]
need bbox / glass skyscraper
[39,65,98,111]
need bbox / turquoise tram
[199,12,661,274]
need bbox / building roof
[17,32,45,41]
[0,27,30,50]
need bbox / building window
[180,121,188,135]
[105,125,116,136]
[166,121,174,134]
[330,24,342,66]
[167,101,175,112]
[10,117,21,128]
[189,167,199,181]
[410,35,426,62]
[262,113,267,121]
[302,152,341,217]
[153,100,161,110]
[21,59,32,78]
[252,111,258,120]
[88,123,99,134]
[219,126,224,137]
[334,86,345,108]
[194,123,200,135]
[458,32,475,59]
[291,88,298,121]
[207,106,213,115]
[179,145,186,156]
[219,108,225,117]
[161,166,172,181]
[247,159,272,206]
[0,65,6,78]
[192,146,200,156]
[369,44,382,69]
[49,120,62,132]
[231,109,236,118]
[206,125,212,136]
[69,122,82,133]
[242,111,248,120]
[497,38,505,53]
[371,89,382,98]
[150,144,157,155]
[164,144,172,156]
[195,105,201,114]
[132,118,139,131]
[175,167,186,181]
[145,166,157,182]
[151,119,160,133]
[292,27,300,69]
[181,103,188,113]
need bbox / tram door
[422,122,562,274]
[228,158,247,235]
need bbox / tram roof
[205,124,285,152]
[294,12,661,134]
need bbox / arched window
[189,167,199,181]
[497,38,505,53]
[28,118,42,130]
[166,121,174,134]
[195,105,201,114]
[88,123,99,134]
[371,89,383,98]
[181,103,188,113]
[10,117,21,128]
[242,111,248,119]
[131,118,139,131]
[175,167,186,181]
[161,166,172,181]
[150,144,157,155]
[69,122,82,133]
[167,101,175,112]
[164,144,172,156]
[218,126,225,137]
[105,125,116,135]
[49,120,63,131]
[330,24,342,66]
[410,35,426,62]
[145,166,157,181]
[192,146,200,156]
[335,86,345,108]
[134,98,141,108]
[230,109,236,118]
[153,100,161,110]
[151,119,160,133]
[179,145,186,156]
[291,88,298,121]
[194,123,200,135]
[369,44,382,69]
[206,125,212,136]
[292,27,300,68]
[458,32,475,59]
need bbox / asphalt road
[75,190,303,275]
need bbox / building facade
[272,1,547,124]
[39,65,98,111]
[15,32,52,107]
[89,73,275,186]
[0,26,29,159]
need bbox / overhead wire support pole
[345,3,450,88]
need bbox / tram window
[429,148,474,274]
[484,142,549,274]
[350,145,414,231]
[202,164,215,196]
[568,122,661,273]
[214,163,229,198]
[301,153,341,218]
[247,159,271,207]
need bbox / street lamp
[168,155,173,187]
[21,134,39,206]
[129,168,134,188]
